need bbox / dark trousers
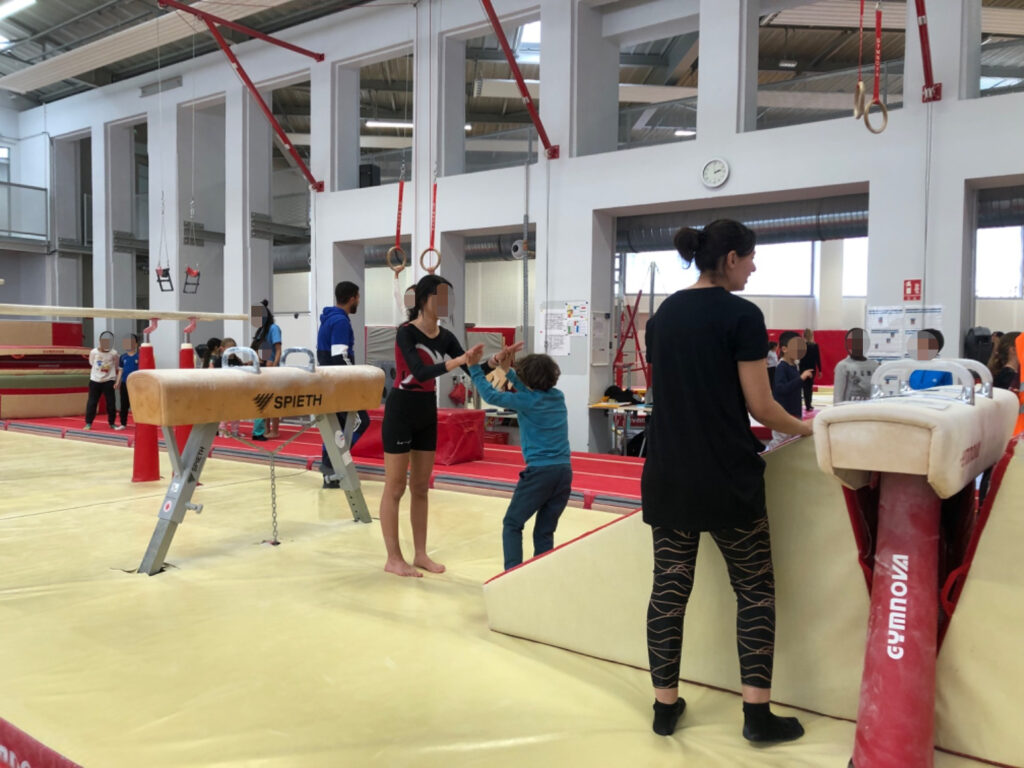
[85,380,116,426]
[802,376,815,410]
[321,410,370,474]
[118,384,131,427]
[647,515,776,690]
[502,464,573,571]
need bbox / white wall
[976,300,1024,333]
[4,0,1019,450]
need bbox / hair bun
[673,227,702,263]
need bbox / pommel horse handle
[281,347,315,372]
[223,346,260,373]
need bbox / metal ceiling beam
[2,0,131,55]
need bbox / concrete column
[436,231,466,407]
[90,125,111,333]
[816,239,844,330]
[575,1,619,157]
[53,139,79,245]
[412,1,439,268]
[146,102,182,365]
[330,242,367,364]
[959,0,982,100]
[107,121,137,342]
[539,0,572,151]
[440,36,466,177]
[332,66,361,192]
[223,85,252,345]
[249,93,274,320]
[697,0,759,136]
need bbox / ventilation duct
[362,234,532,267]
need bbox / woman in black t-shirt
[987,331,1020,391]
[642,220,813,743]
[380,275,510,578]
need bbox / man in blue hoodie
[317,281,370,489]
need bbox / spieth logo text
[252,392,324,412]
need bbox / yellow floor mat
[0,431,990,767]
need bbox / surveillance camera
[511,239,532,260]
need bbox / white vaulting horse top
[813,359,1018,499]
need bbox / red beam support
[158,0,325,192]
[913,0,942,103]
[478,0,560,160]
[157,0,324,62]
[204,20,324,191]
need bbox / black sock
[742,701,804,744]
[652,698,686,736]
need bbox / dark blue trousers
[503,464,573,570]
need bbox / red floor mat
[3,416,642,509]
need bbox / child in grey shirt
[833,328,879,403]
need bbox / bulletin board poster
[540,309,571,357]
[565,301,590,336]
[903,306,944,355]
[866,306,905,360]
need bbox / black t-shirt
[993,366,1019,391]
[799,341,821,373]
[641,287,769,531]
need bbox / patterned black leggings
[647,515,776,690]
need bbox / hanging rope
[154,9,174,292]
[386,161,407,276]
[855,1,888,134]
[420,169,441,273]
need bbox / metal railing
[618,97,698,149]
[0,181,48,240]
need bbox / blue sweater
[772,359,803,418]
[470,365,571,468]
[317,306,355,366]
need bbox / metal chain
[269,453,279,544]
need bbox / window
[738,241,813,296]
[842,237,868,297]
[975,226,1024,298]
[624,251,694,296]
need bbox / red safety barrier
[852,472,941,768]
[132,343,159,482]
[175,344,194,451]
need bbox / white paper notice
[541,310,570,357]
[867,305,905,332]
[565,301,590,336]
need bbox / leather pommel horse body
[127,348,385,575]
[814,360,1017,767]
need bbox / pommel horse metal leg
[317,412,372,524]
[138,422,219,575]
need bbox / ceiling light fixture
[674,129,696,137]
[0,0,36,21]
[779,59,798,69]
[365,120,413,130]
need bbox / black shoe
[652,699,686,736]
[322,477,340,489]
[252,434,268,442]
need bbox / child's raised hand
[801,369,814,381]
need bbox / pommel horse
[127,347,384,575]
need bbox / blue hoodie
[317,306,355,366]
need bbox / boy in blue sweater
[470,352,573,570]
[768,331,814,448]
[317,281,370,488]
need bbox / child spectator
[766,340,779,388]
[908,329,954,389]
[469,350,572,571]
[117,334,140,428]
[833,328,879,403]
[85,331,123,431]
[768,331,813,447]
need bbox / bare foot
[413,554,446,574]
[384,558,422,578]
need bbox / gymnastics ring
[386,245,407,275]
[853,81,866,119]
[863,100,888,135]
[420,247,441,275]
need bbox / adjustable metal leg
[316,412,372,524]
[138,422,219,575]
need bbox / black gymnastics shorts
[381,389,438,453]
